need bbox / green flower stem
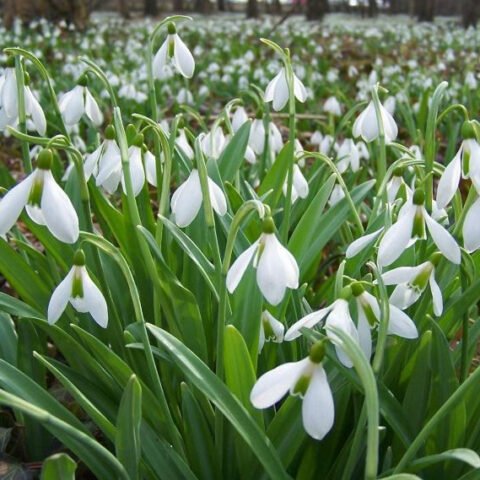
[436,103,469,126]
[341,404,367,480]
[80,57,118,108]
[394,362,480,473]
[328,326,379,480]
[113,107,184,456]
[303,152,364,236]
[368,261,390,375]
[460,267,471,383]
[371,85,387,201]
[280,49,296,243]
[14,56,31,173]
[424,82,448,212]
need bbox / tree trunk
[368,0,378,16]
[217,0,226,11]
[416,0,435,21]
[118,0,130,18]
[173,0,184,11]
[246,0,258,18]
[195,0,210,13]
[144,0,158,16]
[462,0,480,28]
[306,0,329,20]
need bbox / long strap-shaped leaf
[147,324,291,480]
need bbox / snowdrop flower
[345,227,384,259]
[153,22,195,79]
[463,195,480,252]
[250,341,334,440]
[352,283,418,360]
[201,127,227,159]
[0,149,79,243]
[0,66,46,135]
[336,139,360,173]
[377,189,460,267]
[264,67,307,111]
[285,290,358,368]
[283,164,308,203]
[231,106,249,133]
[58,76,103,127]
[311,131,323,147]
[386,167,406,204]
[176,129,194,161]
[121,143,146,197]
[259,310,285,353]
[144,149,159,187]
[437,124,480,209]
[328,184,345,207]
[48,249,107,327]
[171,169,227,228]
[269,122,284,154]
[323,96,342,116]
[353,100,398,144]
[176,88,194,105]
[226,216,299,305]
[384,96,396,115]
[381,253,443,316]
[249,117,266,155]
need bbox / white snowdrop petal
[302,365,335,440]
[60,86,84,126]
[387,304,418,339]
[463,196,480,253]
[293,74,307,103]
[81,269,108,328]
[122,146,145,197]
[436,153,461,209]
[381,106,398,143]
[3,69,18,118]
[429,274,443,316]
[285,306,332,341]
[207,178,227,216]
[377,204,415,267]
[272,69,289,112]
[173,34,195,79]
[293,164,309,199]
[47,269,75,324]
[357,309,372,360]
[25,87,46,136]
[226,241,259,294]
[41,171,79,243]
[346,227,383,258]
[84,88,103,127]
[0,173,34,236]
[171,170,203,227]
[424,211,460,265]
[264,70,281,103]
[381,263,426,285]
[144,150,157,187]
[250,358,308,409]
[152,39,169,78]
[26,204,46,225]
[389,284,421,310]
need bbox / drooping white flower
[345,227,384,259]
[153,22,195,79]
[352,99,398,144]
[144,149,159,187]
[381,254,443,316]
[352,283,418,360]
[120,145,146,197]
[176,128,194,160]
[250,343,334,440]
[377,189,460,267]
[0,149,79,243]
[231,106,249,133]
[436,137,480,209]
[269,121,284,153]
[171,169,227,228]
[285,295,358,368]
[201,127,227,160]
[58,79,103,127]
[328,184,345,207]
[283,164,309,203]
[463,195,480,252]
[249,118,266,155]
[259,310,284,353]
[336,138,360,173]
[323,96,342,116]
[386,168,406,204]
[48,249,108,327]
[226,218,299,306]
[264,67,307,111]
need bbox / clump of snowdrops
[0,14,479,480]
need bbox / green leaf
[217,122,251,182]
[41,453,77,480]
[0,293,44,320]
[408,449,480,472]
[147,325,290,480]
[0,313,17,365]
[224,325,263,426]
[116,375,142,480]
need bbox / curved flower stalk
[226,216,299,306]
[171,168,227,227]
[251,341,334,440]
[259,310,285,353]
[264,67,307,112]
[285,288,358,368]
[0,149,79,243]
[0,65,46,135]
[377,188,460,267]
[59,76,103,127]
[436,123,480,209]
[353,99,398,144]
[352,283,418,360]
[153,22,195,79]
[48,249,108,327]
[381,253,443,316]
